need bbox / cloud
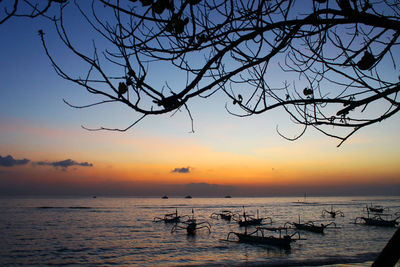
[1,154,93,171]
[171,167,191,173]
[36,159,93,169]
[0,155,30,167]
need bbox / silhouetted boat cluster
[152,202,400,250]
[154,209,211,235]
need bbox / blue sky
[1,1,400,196]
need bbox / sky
[1,1,400,197]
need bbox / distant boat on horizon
[293,193,308,204]
[292,193,318,205]
[161,195,168,199]
[185,195,192,199]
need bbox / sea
[1,196,399,266]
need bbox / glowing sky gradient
[1,3,400,197]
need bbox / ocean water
[0,196,399,266]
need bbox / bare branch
[37,0,400,145]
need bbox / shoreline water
[1,196,399,266]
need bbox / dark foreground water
[1,196,399,266]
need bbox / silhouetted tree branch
[40,0,400,146]
[0,0,66,25]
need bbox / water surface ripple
[1,196,399,266]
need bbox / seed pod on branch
[357,51,376,70]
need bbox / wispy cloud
[36,159,93,169]
[0,155,30,167]
[171,167,191,173]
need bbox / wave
[36,206,92,209]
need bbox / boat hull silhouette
[234,233,292,248]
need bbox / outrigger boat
[210,210,237,221]
[225,226,302,249]
[355,214,399,227]
[153,209,189,223]
[364,204,385,213]
[171,209,211,235]
[233,207,272,227]
[322,205,344,218]
[291,221,336,234]
[285,216,336,234]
